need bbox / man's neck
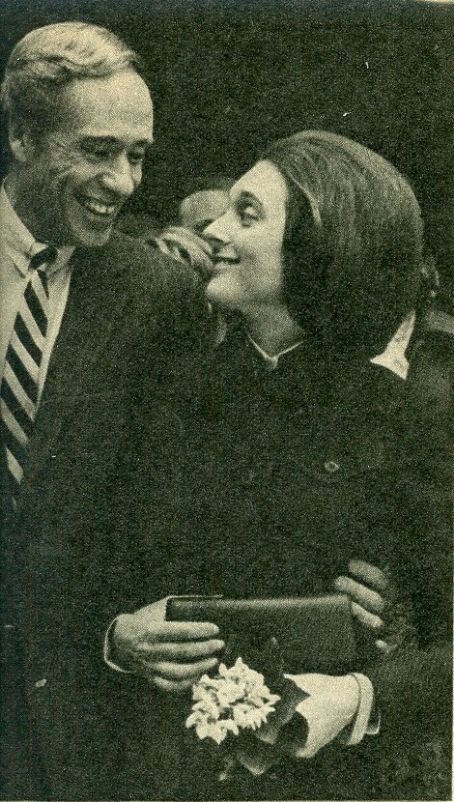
[241,304,305,356]
[4,172,39,240]
[4,170,59,246]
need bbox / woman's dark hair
[261,130,424,355]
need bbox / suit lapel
[18,240,131,511]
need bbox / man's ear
[8,124,36,164]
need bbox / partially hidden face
[14,68,154,247]
[204,160,288,312]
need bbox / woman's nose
[203,231,225,254]
[203,216,230,254]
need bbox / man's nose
[100,156,138,198]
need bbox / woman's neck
[241,304,305,356]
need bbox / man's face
[12,69,154,247]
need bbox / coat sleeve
[368,341,452,742]
[100,239,213,616]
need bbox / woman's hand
[112,597,225,692]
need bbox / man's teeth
[80,197,116,215]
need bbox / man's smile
[76,194,119,219]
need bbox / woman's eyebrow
[235,190,264,213]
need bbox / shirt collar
[0,184,74,276]
[370,311,415,380]
[247,334,306,370]
[246,314,415,380]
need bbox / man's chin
[71,224,114,249]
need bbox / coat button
[34,678,47,688]
[324,460,340,473]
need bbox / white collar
[370,312,415,380]
[247,334,306,370]
[246,313,415,380]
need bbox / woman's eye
[238,205,259,226]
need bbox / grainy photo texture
[0,1,452,800]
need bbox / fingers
[374,639,398,655]
[150,675,198,694]
[350,601,383,631]
[113,614,220,647]
[140,655,219,681]
[141,653,221,693]
[140,621,221,642]
[348,560,389,593]
[134,638,224,661]
[334,576,385,615]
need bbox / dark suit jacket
[0,231,210,800]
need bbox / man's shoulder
[74,230,205,307]
[105,230,200,291]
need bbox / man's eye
[238,205,259,226]
[128,151,146,166]
[81,144,112,161]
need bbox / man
[0,22,220,800]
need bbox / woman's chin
[205,276,241,311]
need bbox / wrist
[342,674,362,721]
[109,615,136,671]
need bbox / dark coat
[0,232,210,800]
[136,320,451,801]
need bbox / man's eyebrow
[80,136,116,146]
[80,136,153,148]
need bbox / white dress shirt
[0,185,74,400]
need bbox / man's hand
[112,597,224,693]
[334,559,396,654]
[334,559,387,630]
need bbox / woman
[115,132,450,800]
[193,130,450,799]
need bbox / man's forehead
[60,70,153,124]
[53,71,154,142]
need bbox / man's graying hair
[1,21,141,143]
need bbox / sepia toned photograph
[0,0,452,800]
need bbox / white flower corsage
[186,657,281,746]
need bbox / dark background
[1,0,453,309]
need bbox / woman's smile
[203,160,287,312]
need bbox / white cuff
[338,673,377,745]
[103,617,132,673]
[284,672,379,758]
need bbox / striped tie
[1,246,57,504]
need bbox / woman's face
[204,160,288,312]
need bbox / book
[166,594,356,674]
